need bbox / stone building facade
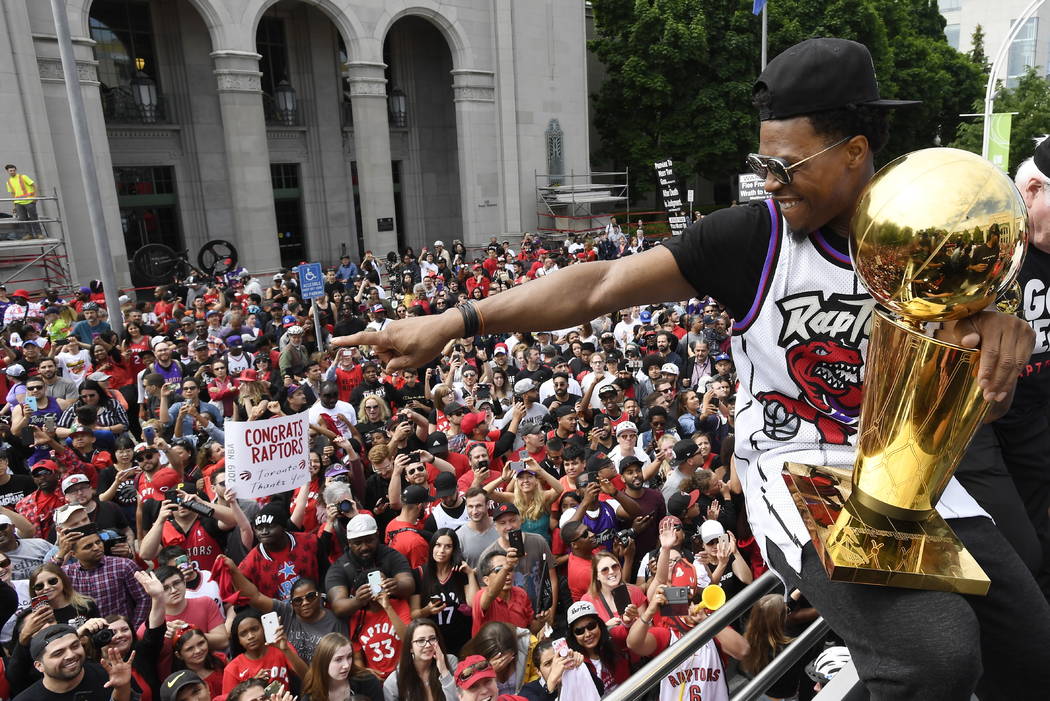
[0,0,590,289]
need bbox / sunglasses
[26,385,44,391]
[457,659,491,683]
[573,620,599,636]
[746,136,850,185]
[0,558,9,568]
[291,591,320,606]
[33,577,60,591]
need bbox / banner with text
[654,159,688,236]
[225,411,311,499]
[738,173,771,203]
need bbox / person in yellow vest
[4,163,41,239]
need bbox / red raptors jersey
[351,599,411,679]
[162,519,223,572]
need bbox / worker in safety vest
[4,163,41,239]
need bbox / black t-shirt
[90,500,130,532]
[1004,245,1050,418]
[0,474,35,508]
[13,662,111,701]
[661,202,779,319]
[97,466,137,509]
[324,544,411,594]
[333,316,367,338]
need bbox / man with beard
[237,502,328,601]
[540,371,582,411]
[620,456,663,555]
[35,358,76,409]
[16,623,135,701]
[15,461,64,539]
[149,340,184,386]
[325,513,414,619]
[349,362,402,409]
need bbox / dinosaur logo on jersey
[756,292,872,444]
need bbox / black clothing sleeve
[493,429,516,457]
[661,202,774,320]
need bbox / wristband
[458,301,481,338]
[639,615,653,626]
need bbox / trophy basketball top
[850,147,1027,323]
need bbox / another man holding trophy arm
[335,38,1050,700]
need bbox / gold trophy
[783,148,1027,595]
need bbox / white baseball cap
[615,421,638,436]
[346,514,378,540]
[61,474,90,493]
[53,504,87,525]
[700,520,726,544]
[566,600,599,626]
[660,362,681,375]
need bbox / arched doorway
[384,16,463,253]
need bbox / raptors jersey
[731,200,986,574]
[652,627,728,701]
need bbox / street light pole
[48,0,124,326]
[981,0,1045,159]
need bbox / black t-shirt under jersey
[661,201,853,321]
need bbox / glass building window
[89,0,166,123]
[272,163,305,267]
[257,16,290,99]
[938,0,961,11]
[945,24,961,50]
[113,165,182,288]
[1007,17,1038,88]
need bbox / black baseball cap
[30,624,78,661]
[160,670,205,701]
[671,439,700,465]
[491,502,519,520]
[426,432,449,453]
[754,38,918,121]
[585,452,613,473]
[619,455,644,471]
[402,484,435,505]
[434,472,458,498]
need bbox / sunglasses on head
[745,136,850,186]
[291,591,320,606]
[573,620,599,636]
[33,577,60,591]
[457,659,491,683]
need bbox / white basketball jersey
[658,634,728,701]
[732,200,986,574]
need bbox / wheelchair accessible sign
[297,262,325,300]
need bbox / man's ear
[845,135,871,170]
[33,660,43,674]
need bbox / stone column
[211,50,281,273]
[345,61,398,254]
[452,69,501,246]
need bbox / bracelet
[458,301,480,338]
[639,616,653,626]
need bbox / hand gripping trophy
[784,148,1027,595]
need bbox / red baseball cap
[455,655,495,690]
[146,467,180,500]
[460,411,488,436]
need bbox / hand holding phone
[612,583,632,614]
[25,396,36,411]
[508,528,525,556]
[261,611,280,644]
[367,570,384,597]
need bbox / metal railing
[100,86,168,124]
[733,618,831,701]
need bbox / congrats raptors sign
[225,411,311,499]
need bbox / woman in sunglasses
[564,600,631,693]
[383,618,458,701]
[582,551,647,628]
[223,557,342,664]
[23,563,97,624]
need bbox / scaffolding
[0,189,74,294]
[535,169,629,243]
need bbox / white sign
[738,173,770,203]
[687,189,694,203]
[225,411,311,499]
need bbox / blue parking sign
[297,262,325,300]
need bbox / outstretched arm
[334,249,694,370]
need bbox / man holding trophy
[336,38,1050,700]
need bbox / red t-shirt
[140,597,225,679]
[222,645,291,694]
[567,553,593,602]
[384,519,428,569]
[238,531,320,601]
[471,586,533,635]
[351,598,411,679]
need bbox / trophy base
[783,462,990,596]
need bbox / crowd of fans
[0,231,849,701]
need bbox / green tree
[589,0,984,198]
[951,66,1050,172]
[969,24,988,72]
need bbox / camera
[408,451,422,463]
[91,627,114,647]
[338,499,355,514]
[615,529,634,547]
[98,529,126,554]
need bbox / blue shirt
[71,319,111,345]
